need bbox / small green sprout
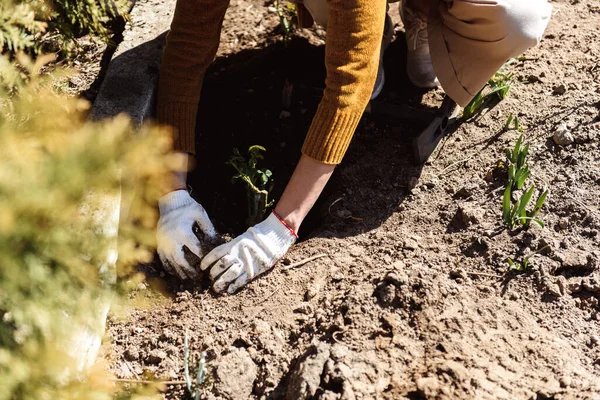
[488,71,515,101]
[463,68,515,120]
[227,145,275,227]
[184,331,207,400]
[507,246,550,272]
[502,135,548,229]
[274,0,296,45]
[504,113,522,132]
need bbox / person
[155,0,552,294]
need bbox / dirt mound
[107,0,600,398]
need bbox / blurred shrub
[0,0,130,56]
[0,54,173,399]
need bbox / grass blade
[516,185,535,224]
[503,184,512,227]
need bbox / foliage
[0,55,173,399]
[501,135,548,229]
[272,0,296,45]
[503,113,522,132]
[227,145,274,227]
[507,246,549,272]
[184,332,208,400]
[0,0,129,57]
[463,68,515,120]
[0,3,47,54]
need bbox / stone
[403,238,419,250]
[455,205,483,227]
[294,302,314,315]
[146,349,166,365]
[553,123,574,146]
[552,84,567,95]
[416,376,440,397]
[559,376,572,388]
[214,347,257,400]
[376,282,396,306]
[124,346,140,361]
[286,343,331,400]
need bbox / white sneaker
[400,0,439,88]
[371,13,394,100]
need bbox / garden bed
[107,1,600,398]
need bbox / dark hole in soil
[189,34,436,240]
[191,37,326,238]
[555,265,594,278]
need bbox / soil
[106,0,600,399]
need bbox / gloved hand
[157,190,217,279]
[200,212,297,294]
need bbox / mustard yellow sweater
[157,0,386,165]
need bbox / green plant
[273,0,296,45]
[1,0,129,57]
[505,134,530,191]
[503,113,522,132]
[0,56,171,399]
[507,246,549,272]
[184,332,208,400]
[463,68,515,120]
[227,145,275,227]
[501,135,548,229]
[0,3,47,53]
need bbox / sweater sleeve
[301,0,387,165]
[156,0,230,154]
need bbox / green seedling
[227,145,274,227]
[501,134,548,229]
[488,71,515,101]
[504,113,522,132]
[184,331,207,400]
[274,0,296,45]
[507,246,550,272]
[505,134,530,190]
[463,68,515,120]
[502,184,548,229]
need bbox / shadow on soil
[189,35,442,240]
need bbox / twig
[466,271,503,278]
[111,378,186,385]
[258,286,281,303]
[331,329,361,351]
[328,197,364,221]
[283,254,328,270]
[438,153,477,176]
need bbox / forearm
[274,155,335,232]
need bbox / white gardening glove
[157,190,218,279]
[200,212,297,294]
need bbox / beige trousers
[301,0,552,107]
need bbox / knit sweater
[157,0,386,165]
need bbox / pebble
[147,349,167,365]
[124,346,140,361]
[559,376,572,388]
[553,84,567,95]
[293,302,313,315]
[214,348,257,400]
[553,123,574,146]
[331,272,345,281]
[377,282,396,306]
[403,238,419,250]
